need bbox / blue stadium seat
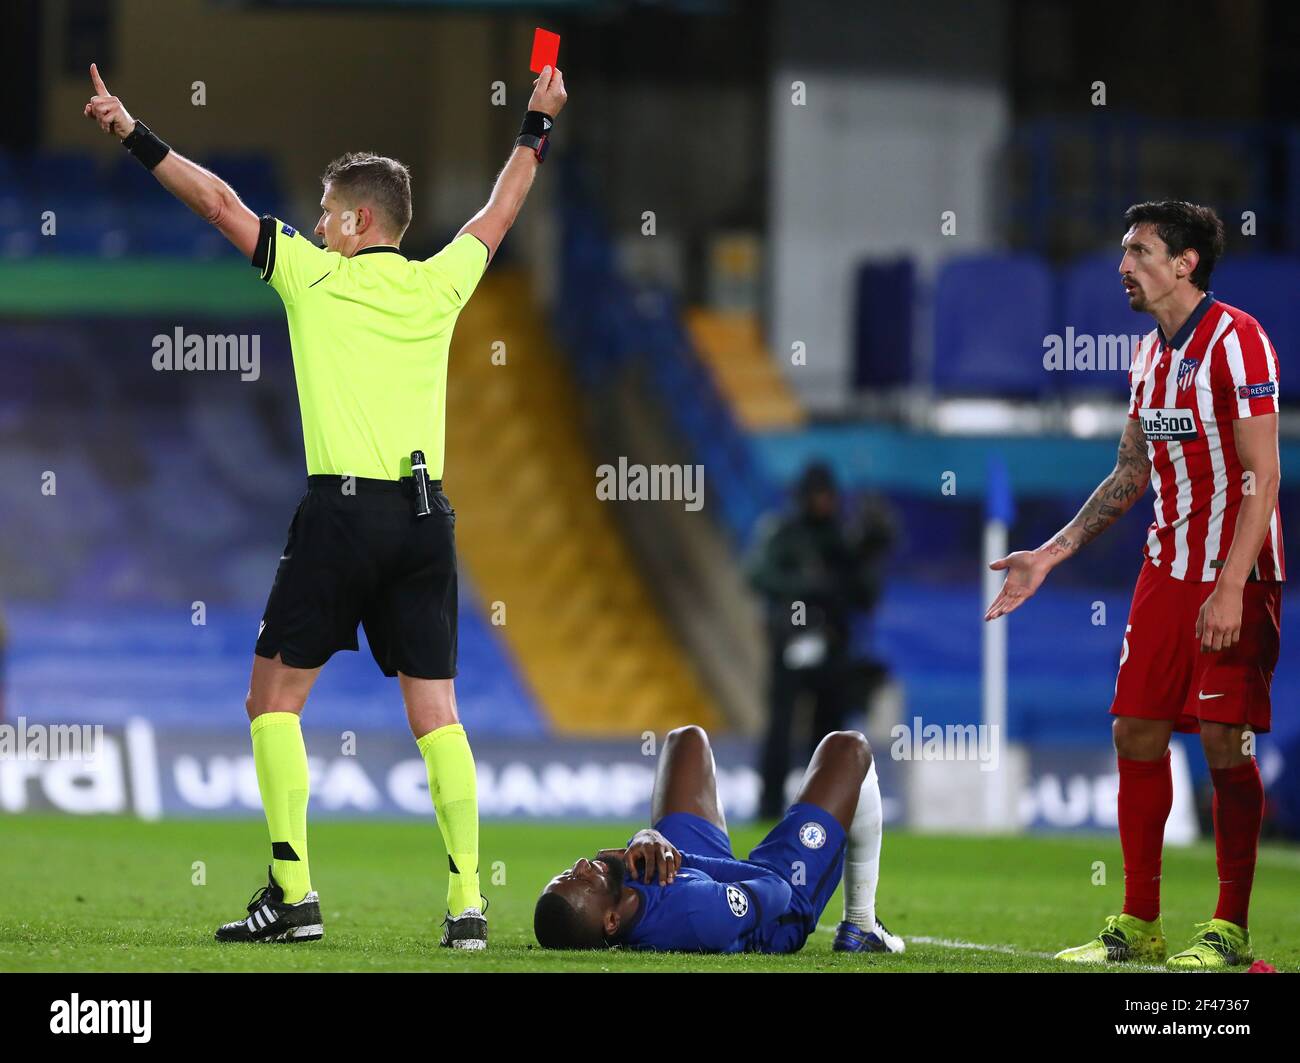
[41,204,132,257]
[129,201,229,258]
[853,258,915,389]
[1060,250,1152,345]
[106,151,161,204]
[1056,251,1154,397]
[204,153,283,216]
[932,253,1054,397]
[0,152,133,257]
[23,151,102,199]
[0,221,41,259]
[1210,256,1300,402]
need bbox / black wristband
[518,110,554,140]
[121,120,171,171]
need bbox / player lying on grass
[534,725,903,954]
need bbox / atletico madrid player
[985,201,1284,970]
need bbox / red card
[529,28,560,74]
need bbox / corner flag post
[982,455,1014,831]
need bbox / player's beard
[595,852,625,902]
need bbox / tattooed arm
[1045,418,1152,560]
[984,419,1150,621]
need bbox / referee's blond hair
[321,152,413,240]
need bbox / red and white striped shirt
[1127,294,1285,582]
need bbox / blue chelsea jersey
[619,854,794,953]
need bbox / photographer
[748,462,894,819]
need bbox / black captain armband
[514,110,553,163]
[121,121,171,171]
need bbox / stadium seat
[1060,250,1152,346]
[0,221,41,259]
[853,258,915,389]
[22,151,101,199]
[43,207,132,257]
[106,151,160,204]
[128,201,229,258]
[932,253,1055,397]
[204,153,284,216]
[1056,251,1154,397]
[1210,256,1300,403]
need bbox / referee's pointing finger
[90,62,110,97]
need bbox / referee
[85,61,567,949]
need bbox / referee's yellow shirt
[252,215,488,481]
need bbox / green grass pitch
[2,815,1297,972]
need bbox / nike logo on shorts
[1198,691,1225,700]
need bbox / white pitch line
[910,934,1047,957]
[816,925,1168,971]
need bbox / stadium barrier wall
[0,718,1207,837]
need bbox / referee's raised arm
[456,65,567,262]
[83,62,261,258]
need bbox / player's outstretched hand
[83,63,136,140]
[624,829,682,886]
[984,549,1052,621]
[528,65,567,118]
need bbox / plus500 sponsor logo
[1139,407,1198,441]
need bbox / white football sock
[843,759,882,930]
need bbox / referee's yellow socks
[250,711,313,904]
[417,723,481,916]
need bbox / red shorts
[1110,559,1282,733]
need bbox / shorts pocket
[281,492,309,557]
[433,490,455,522]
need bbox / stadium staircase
[683,309,805,432]
[444,270,721,736]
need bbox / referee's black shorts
[254,475,458,679]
